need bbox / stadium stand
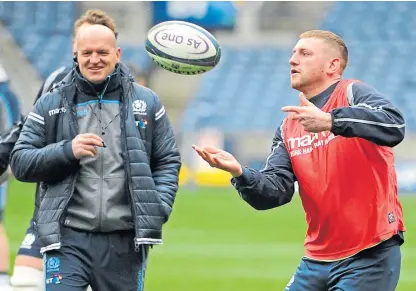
[180,1,416,132]
[0,1,151,79]
[1,2,414,130]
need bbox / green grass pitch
[4,179,416,290]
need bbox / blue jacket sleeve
[0,115,24,175]
[231,122,297,210]
[10,96,78,183]
[150,92,181,222]
[330,82,405,147]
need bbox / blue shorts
[0,182,8,222]
[44,227,149,291]
[284,236,402,291]
[16,218,42,259]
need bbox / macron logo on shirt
[287,131,338,157]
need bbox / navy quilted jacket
[10,63,181,252]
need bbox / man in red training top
[193,30,405,291]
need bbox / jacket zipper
[59,100,79,230]
[120,85,139,246]
[98,92,104,230]
[76,75,111,230]
[95,79,111,231]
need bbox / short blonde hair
[74,9,118,39]
[300,30,348,71]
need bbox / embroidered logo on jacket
[132,100,147,115]
[77,109,88,118]
[48,107,66,116]
[135,119,148,129]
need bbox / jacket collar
[59,62,135,105]
[309,81,340,109]
[74,63,121,97]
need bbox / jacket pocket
[154,191,172,223]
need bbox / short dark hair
[74,9,118,39]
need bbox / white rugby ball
[145,21,221,75]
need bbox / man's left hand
[282,93,333,133]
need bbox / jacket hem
[40,243,62,254]
[135,238,162,246]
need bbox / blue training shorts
[284,236,402,291]
[16,218,43,259]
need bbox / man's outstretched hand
[282,93,333,133]
[192,145,243,177]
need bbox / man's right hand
[192,145,243,177]
[72,133,104,159]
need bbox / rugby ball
[145,21,221,75]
